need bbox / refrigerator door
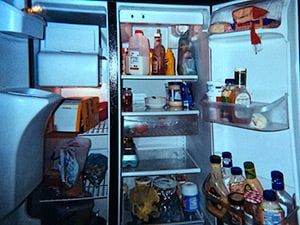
[208,0,300,219]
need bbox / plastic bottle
[229,166,246,193]
[244,161,264,194]
[177,30,196,75]
[258,190,285,225]
[204,155,229,219]
[165,48,175,75]
[126,30,150,75]
[222,151,233,191]
[181,181,199,221]
[271,170,295,217]
[152,29,165,75]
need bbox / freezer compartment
[209,0,284,34]
[200,94,288,131]
[123,114,198,137]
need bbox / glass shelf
[122,149,201,177]
[121,75,198,81]
[200,94,289,131]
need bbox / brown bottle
[152,29,165,75]
[244,161,264,193]
[204,155,229,219]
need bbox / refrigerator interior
[27,0,110,223]
[117,0,300,224]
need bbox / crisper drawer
[123,114,198,137]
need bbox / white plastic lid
[181,182,198,196]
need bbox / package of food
[232,6,268,24]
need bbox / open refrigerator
[116,0,300,224]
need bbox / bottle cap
[222,151,232,168]
[244,161,254,169]
[135,30,144,34]
[271,170,284,191]
[244,190,263,204]
[231,166,242,175]
[263,190,277,201]
[228,192,244,206]
[210,155,221,164]
[182,182,198,196]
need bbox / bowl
[145,96,166,109]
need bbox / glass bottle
[152,29,165,75]
[258,190,285,225]
[271,170,295,217]
[244,190,263,225]
[244,161,264,194]
[204,155,229,219]
[229,166,246,193]
[228,192,244,225]
[222,151,233,191]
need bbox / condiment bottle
[152,29,166,75]
[126,30,150,75]
[222,151,233,191]
[165,48,175,75]
[228,192,244,225]
[271,170,295,217]
[122,87,133,112]
[229,166,246,193]
[244,161,264,194]
[244,190,263,225]
[258,190,285,225]
[204,155,229,219]
[228,68,252,123]
[177,30,196,75]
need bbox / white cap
[181,182,198,196]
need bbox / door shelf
[122,149,201,177]
[200,94,289,131]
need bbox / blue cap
[263,190,277,201]
[231,166,242,175]
[271,170,284,191]
[222,151,232,168]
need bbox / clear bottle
[229,166,246,193]
[244,161,264,194]
[222,151,233,191]
[177,30,196,75]
[271,170,295,217]
[126,30,150,75]
[152,29,165,75]
[181,181,199,221]
[204,155,229,219]
[165,48,175,75]
[258,190,285,225]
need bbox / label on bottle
[260,210,284,225]
[126,54,149,75]
[182,194,199,212]
[229,181,245,193]
[206,187,227,217]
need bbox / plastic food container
[145,96,167,108]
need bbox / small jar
[168,82,182,107]
[153,177,182,223]
[122,87,132,111]
[244,190,263,225]
[228,192,244,225]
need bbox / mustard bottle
[165,48,175,75]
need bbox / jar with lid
[153,176,183,223]
[229,166,246,193]
[181,181,199,221]
[258,190,285,225]
[168,82,182,107]
[244,190,263,225]
[122,88,132,112]
[228,192,244,225]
